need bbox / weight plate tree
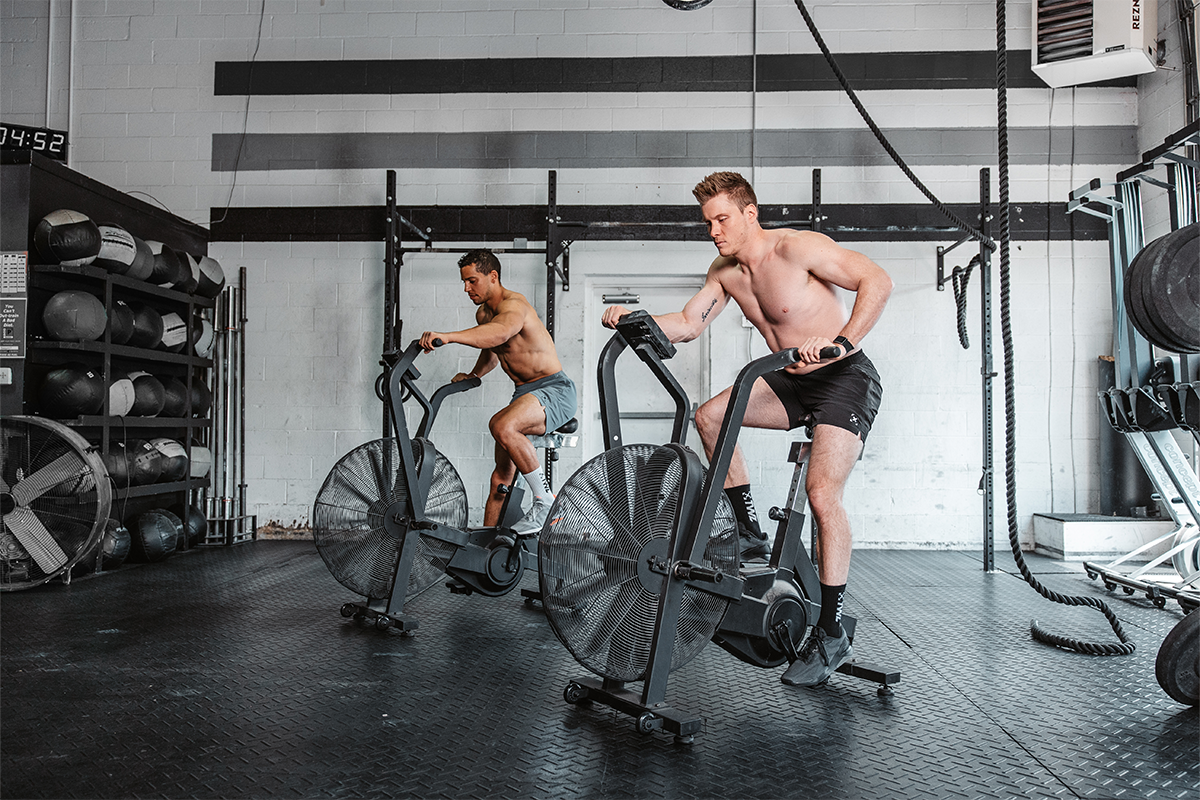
[1,416,112,591]
[539,443,738,682]
[313,437,467,602]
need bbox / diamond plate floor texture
[2,541,1196,800]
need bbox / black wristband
[833,335,854,352]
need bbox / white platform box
[1032,513,1176,561]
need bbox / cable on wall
[211,0,267,228]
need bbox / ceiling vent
[1032,0,1157,88]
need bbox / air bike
[311,338,577,634]
[538,312,899,743]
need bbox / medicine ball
[195,255,226,299]
[94,224,137,274]
[126,439,164,485]
[33,210,101,267]
[193,316,215,358]
[179,504,207,548]
[101,441,131,488]
[126,302,164,349]
[150,438,188,482]
[127,509,179,562]
[127,236,155,281]
[101,518,132,570]
[108,371,136,416]
[159,376,189,417]
[190,380,212,417]
[177,252,200,295]
[146,241,189,289]
[38,362,105,417]
[159,311,188,352]
[42,290,107,342]
[128,371,165,417]
[108,299,135,345]
[189,444,213,478]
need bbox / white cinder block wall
[3,0,1190,552]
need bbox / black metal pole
[979,168,994,571]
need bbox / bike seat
[555,418,579,434]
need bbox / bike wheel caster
[1123,587,1135,595]
[1153,596,1167,609]
[340,603,356,618]
[674,734,694,745]
[375,615,392,631]
[1104,582,1116,592]
[878,685,894,696]
[1086,570,1097,580]
[563,682,588,705]
[636,713,658,735]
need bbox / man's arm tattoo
[700,298,717,321]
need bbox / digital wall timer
[0,122,68,162]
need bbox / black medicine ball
[108,299,135,345]
[177,252,200,295]
[128,371,166,417]
[101,519,132,570]
[33,210,101,267]
[127,509,179,562]
[160,376,190,417]
[38,362,105,418]
[189,380,212,417]
[42,290,107,342]
[126,302,164,349]
[126,439,164,485]
[195,255,226,299]
[101,441,131,488]
[150,438,188,482]
[94,225,138,273]
[127,236,155,281]
[146,241,189,289]
[179,504,207,548]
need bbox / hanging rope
[790,0,1135,655]
[951,257,979,349]
[993,0,1134,655]
[790,0,993,251]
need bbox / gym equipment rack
[1068,120,1200,612]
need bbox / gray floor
[2,541,1196,800]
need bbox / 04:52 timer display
[0,123,68,161]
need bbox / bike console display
[615,310,676,360]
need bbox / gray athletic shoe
[781,627,853,687]
[513,497,553,536]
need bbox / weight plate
[1126,236,1186,352]
[1155,609,1199,706]
[1145,224,1199,353]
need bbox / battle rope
[993,0,1134,655]
[791,0,1135,654]
[790,0,993,251]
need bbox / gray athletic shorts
[512,371,578,434]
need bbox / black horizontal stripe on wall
[213,51,1133,96]
[210,127,1137,172]
[209,203,1105,244]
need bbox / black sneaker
[738,523,770,561]
[781,627,853,687]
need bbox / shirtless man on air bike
[601,172,892,687]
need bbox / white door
[582,279,709,461]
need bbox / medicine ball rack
[1,151,232,578]
[1067,120,1200,612]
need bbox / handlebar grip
[432,338,444,347]
[819,345,842,360]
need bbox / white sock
[522,466,552,504]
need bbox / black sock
[724,484,763,539]
[818,583,846,637]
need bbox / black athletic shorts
[760,350,883,442]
